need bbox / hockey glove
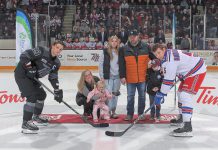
[26,66,37,79]
[154,92,167,105]
[54,89,63,103]
[177,74,185,82]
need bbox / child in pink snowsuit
[87,81,112,122]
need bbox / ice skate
[21,120,39,134]
[170,122,193,137]
[32,115,49,126]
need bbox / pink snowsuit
[87,88,112,121]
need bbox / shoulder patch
[32,47,42,57]
[172,49,180,61]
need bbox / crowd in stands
[0,0,217,50]
[0,0,65,40]
[0,0,19,39]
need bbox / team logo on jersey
[52,65,57,70]
[32,47,41,56]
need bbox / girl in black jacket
[147,59,163,121]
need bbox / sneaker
[138,114,146,121]
[170,122,193,137]
[149,117,155,121]
[21,120,39,134]
[93,119,98,123]
[103,115,110,120]
[105,117,110,121]
[124,115,133,121]
[32,115,49,126]
[170,114,183,126]
[155,116,162,122]
[111,113,119,119]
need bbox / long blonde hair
[107,35,120,60]
[77,70,95,93]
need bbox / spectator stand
[0,0,218,51]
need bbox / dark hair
[152,43,166,52]
[53,40,64,46]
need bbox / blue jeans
[126,82,146,116]
[149,95,160,118]
[105,77,121,112]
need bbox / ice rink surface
[0,71,218,150]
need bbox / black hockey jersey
[14,46,61,89]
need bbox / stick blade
[82,117,109,128]
[105,131,124,137]
[92,123,109,128]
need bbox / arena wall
[0,49,217,71]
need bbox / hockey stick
[34,78,109,128]
[105,79,181,137]
[105,103,155,137]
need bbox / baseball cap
[129,29,139,36]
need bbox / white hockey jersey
[160,49,207,94]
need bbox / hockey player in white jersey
[152,44,206,137]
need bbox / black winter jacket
[146,68,163,96]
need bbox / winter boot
[124,115,133,121]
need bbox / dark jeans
[126,82,146,116]
[149,95,160,118]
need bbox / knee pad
[178,92,193,103]
[24,102,35,113]
[178,91,194,109]
[178,92,194,121]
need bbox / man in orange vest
[119,29,150,121]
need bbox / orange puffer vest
[122,42,150,83]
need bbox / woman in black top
[76,70,100,117]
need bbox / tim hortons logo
[42,114,62,121]
[196,87,218,106]
[0,91,26,104]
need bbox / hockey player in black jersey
[14,41,64,134]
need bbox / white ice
[0,71,218,150]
